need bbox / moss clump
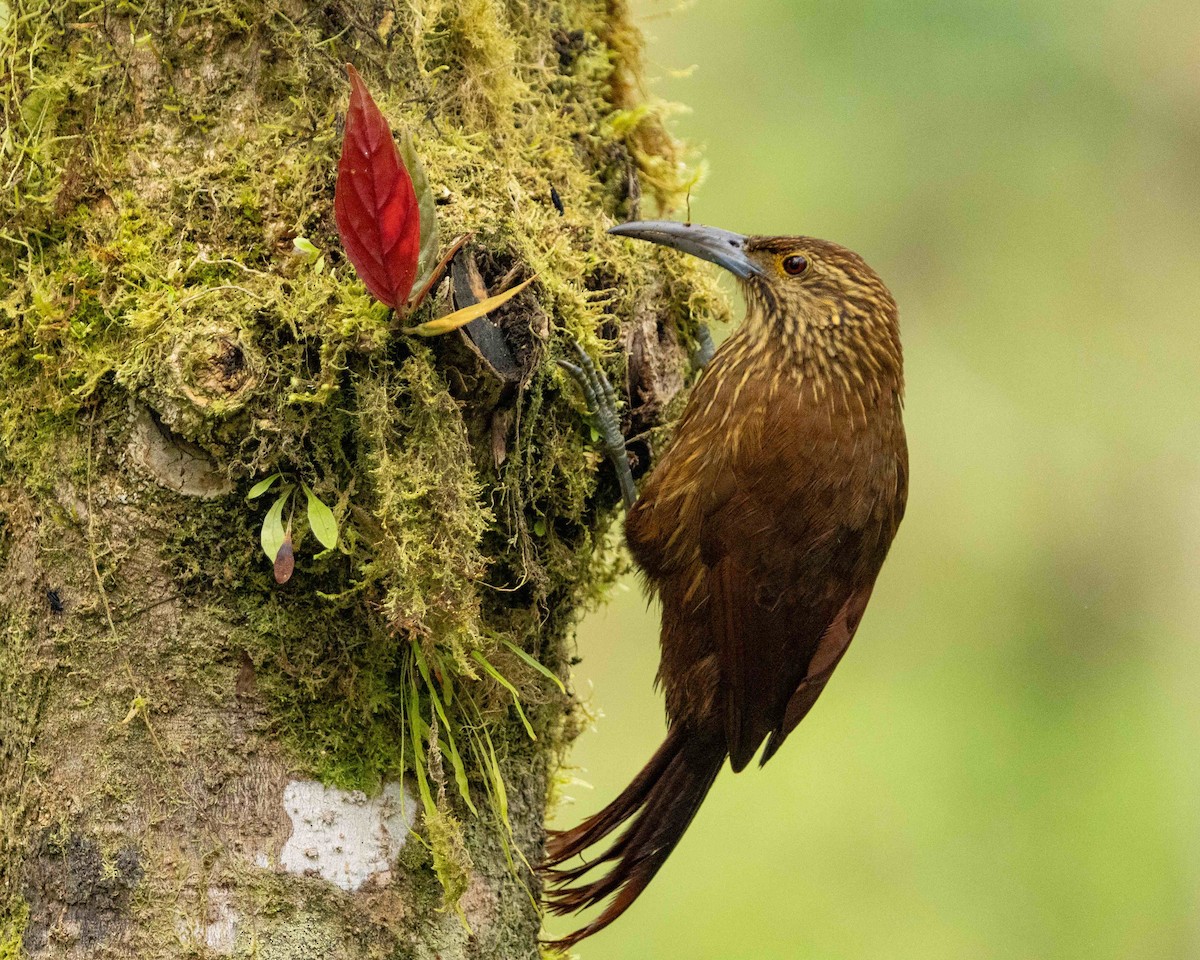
[0,897,28,960]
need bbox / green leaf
[246,473,281,499]
[438,653,454,708]
[411,647,475,813]
[292,236,320,260]
[407,676,435,813]
[441,724,475,815]
[399,129,440,290]
[471,651,536,741]
[303,484,338,550]
[500,638,566,694]
[260,488,291,563]
[473,717,510,833]
[412,641,434,688]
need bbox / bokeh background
[546,1,1200,957]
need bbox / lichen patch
[279,780,419,893]
[175,886,238,956]
[20,832,143,958]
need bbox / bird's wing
[756,583,875,766]
[703,504,859,772]
[696,395,892,772]
[708,551,780,769]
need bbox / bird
[543,220,908,949]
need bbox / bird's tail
[541,726,725,949]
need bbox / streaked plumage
[544,226,908,948]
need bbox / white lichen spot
[176,886,238,956]
[280,780,418,892]
[204,888,238,954]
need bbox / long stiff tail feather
[541,726,725,949]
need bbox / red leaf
[335,64,421,309]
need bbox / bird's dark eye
[782,254,809,276]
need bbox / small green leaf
[533,518,546,537]
[440,663,454,708]
[260,488,291,563]
[303,484,338,550]
[440,723,476,815]
[475,721,510,830]
[407,676,435,812]
[399,130,440,289]
[292,236,320,260]
[412,641,435,690]
[247,473,282,499]
[413,647,477,815]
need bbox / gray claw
[691,324,715,370]
[558,344,637,508]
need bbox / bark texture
[0,0,729,957]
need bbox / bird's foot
[558,342,636,509]
[691,323,716,371]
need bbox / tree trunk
[0,0,728,957]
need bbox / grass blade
[500,638,565,694]
[471,650,536,741]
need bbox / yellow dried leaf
[404,276,536,337]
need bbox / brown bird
[544,221,908,948]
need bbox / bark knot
[169,325,260,412]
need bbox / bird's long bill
[608,220,760,279]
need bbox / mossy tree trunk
[0,0,727,957]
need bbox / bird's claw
[557,342,637,508]
[691,324,716,370]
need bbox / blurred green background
[547,1,1200,957]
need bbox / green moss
[426,807,472,912]
[0,897,27,960]
[0,591,39,954]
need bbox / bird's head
[610,220,902,387]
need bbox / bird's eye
[782,254,809,276]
